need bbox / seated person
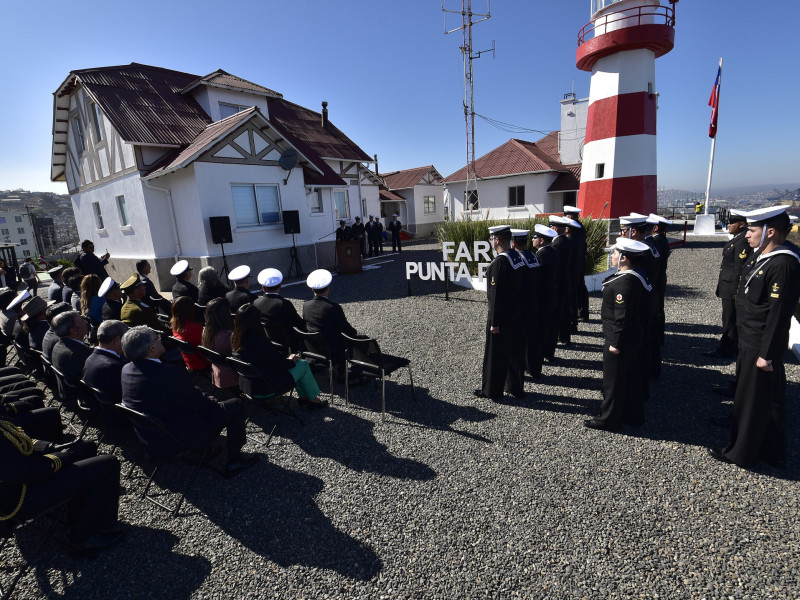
[68,274,85,311]
[171,260,199,304]
[171,296,210,374]
[80,274,105,324]
[51,310,92,388]
[225,265,257,312]
[302,269,362,378]
[22,296,49,351]
[42,302,73,363]
[120,326,256,474]
[197,267,229,306]
[201,298,238,393]
[253,268,305,351]
[119,275,169,332]
[232,305,325,409]
[99,277,124,321]
[136,259,171,314]
[83,320,129,402]
[60,267,82,305]
[47,265,65,302]
[0,421,124,555]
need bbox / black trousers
[482,327,515,398]
[717,298,738,355]
[578,280,589,320]
[204,398,247,460]
[599,345,644,428]
[723,346,786,467]
[16,454,120,543]
[391,234,401,252]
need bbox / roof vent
[321,101,328,128]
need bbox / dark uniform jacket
[601,270,651,351]
[388,219,402,239]
[366,221,380,241]
[226,287,258,312]
[102,299,122,321]
[550,234,574,294]
[254,294,305,332]
[76,252,109,280]
[120,298,166,331]
[172,279,199,304]
[28,320,49,351]
[716,230,751,300]
[83,348,126,401]
[335,226,353,241]
[48,281,64,303]
[302,295,357,360]
[736,246,800,360]
[535,244,560,312]
[518,249,541,318]
[351,222,365,240]
[232,333,295,397]
[486,250,523,329]
[42,328,59,363]
[52,337,93,385]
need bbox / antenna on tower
[443,0,493,217]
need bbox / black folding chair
[0,500,69,600]
[12,342,38,378]
[79,380,130,451]
[115,404,220,517]
[293,328,334,403]
[50,365,97,440]
[261,318,291,355]
[168,336,211,379]
[194,303,207,325]
[341,333,416,422]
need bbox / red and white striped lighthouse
[576,0,676,219]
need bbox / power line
[475,113,553,135]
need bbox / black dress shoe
[473,389,487,398]
[226,452,258,476]
[707,447,732,464]
[711,385,736,398]
[583,418,618,431]
[702,349,735,359]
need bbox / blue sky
[2,0,798,194]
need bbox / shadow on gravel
[494,390,597,416]
[664,284,705,299]
[546,356,603,371]
[666,322,721,336]
[191,462,384,580]
[24,525,210,599]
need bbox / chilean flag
[708,66,721,138]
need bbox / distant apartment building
[0,211,41,260]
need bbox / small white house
[51,64,375,290]
[380,165,445,237]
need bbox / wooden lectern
[336,240,362,274]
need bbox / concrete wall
[559,96,589,165]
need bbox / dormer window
[90,102,104,142]
[73,116,85,153]
[219,102,249,119]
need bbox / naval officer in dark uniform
[548,216,574,346]
[709,206,800,468]
[705,210,751,359]
[225,265,258,312]
[563,206,590,322]
[532,224,560,362]
[649,213,673,344]
[511,229,543,379]
[474,225,525,400]
[585,237,653,431]
[99,278,123,321]
[170,260,199,304]
[388,214,402,253]
[254,268,305,351]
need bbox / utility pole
[443,0,493,217]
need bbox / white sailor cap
[743,205,791,225]
[789,215,798,223]
[649,213,673,225]
[619,214,648,226]
[306,268,333,290]
[533,224,558,238]
[610,237,651,254]
[368,214,374,218]
[7,290,31,311]
[510,229,529,238]
[563,205,580,214]
[646,214,660,225]
[98,277,118,298]
[392,213,398,217]
[488,225,511,236]
[548,215,569,226]
[229,265,251,282]
[728,209,748,223]
[169,260,191,276]
[566,219,582,229]
[258,268,283,287]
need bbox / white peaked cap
[567,219,582,228]
[258,268,283,287]
[306,269,333,290]
[548,215,569,225]
[649,213,672,225]
[488,225,511,235]
[7,290,31,311]
[98,277,117,298]
[533,224,558,238]
[169,260,190,276]
[563,205,580,214]
[229,265,251,281]
[619,214,647,226]
[510,229,529,238]
[610,237,651,254]
[743,205,790,224]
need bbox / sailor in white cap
[254,268,305,348]
[170,260,198,304]
[335,220,352,242]
[708,205,800,468]
[531,224,561,361]
[99,277,124,321]
[584,237,653,431]
[649,214,673,344]
[225,265,257,311]
[563,206,590,323]
[365,215,380,256]
[302,269,360,379]
[474,225,525,399]
[47,265,65,303]
[705,209,751,360]
[388,213,403,253]
[352,216,367,257]
[548,216,576,346]
[511,229,544,379]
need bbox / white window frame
[219,102,249,119]
[92,201,105,230]
[231,184,283,227]
[333,189,350,221]
[424,195,436,214]
[310,189,323,214]
[116,195,129,226]
[90,102,104,142]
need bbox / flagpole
[704,57,723,216]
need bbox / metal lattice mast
[443,0,492,214]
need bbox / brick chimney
[321,101,328,128]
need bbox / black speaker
[283,210,300,235]
[209,216,233,244]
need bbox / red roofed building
[379,166,445,237]
[51,63,376,288]
[443,95,590,220]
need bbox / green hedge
[436,216,609,275]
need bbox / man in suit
[83,320,129,401]
[120,326,256,474]
[387,214,402,253]
[47,265,65,302]
[335,220,352,242]
[254,268,305,350]
[119,275,168,332]
[365,215,379,257]
[51,310,92,394]
[352,216,367,257]
[226,265,257,311]
[302,269,360,377]
[171,260,199,303]
[75,239,110,280]
[42,302,72,363]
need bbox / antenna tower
[443,0,493,214]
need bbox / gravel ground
[6,236,800,599]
